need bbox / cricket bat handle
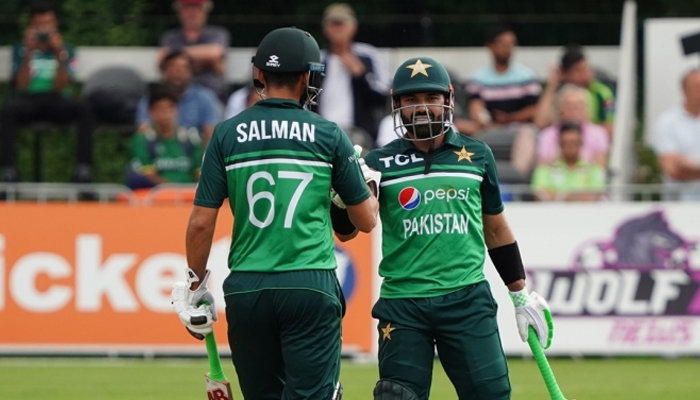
[205,331,226,382]
[527,326,568,400]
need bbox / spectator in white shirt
[653,68,700,200]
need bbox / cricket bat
[527,326,574,400]
[204,331,234,400]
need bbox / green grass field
[0,357,698,399]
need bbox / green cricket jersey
[129,128,203,183]
[365,128,504,299]
[12,43,76,94]
[195,98,370,273]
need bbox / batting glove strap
[186,268,217,321]
[510,289,554,349]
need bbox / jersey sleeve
[481,145,505,215]
[194,126,228,208]
[521,79,542,106]
[331,126,371,206]
[465,80,483,101]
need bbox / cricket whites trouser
[372,280,511,400]
[224,269,344,400]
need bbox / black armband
[488,241,526,285]
[330,203,357,235]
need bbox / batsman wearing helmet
[341,57,554,400]
[175,27,378,400]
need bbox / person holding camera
[0,0,94,185]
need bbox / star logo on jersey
[406,59,432,78]
[398,187,421,210]
[381,322,396,340]
[454,146,474,162]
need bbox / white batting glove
[509,289,553,349]
[171,268,217,340]
[360,158,382,199]
[185,268,217,321]
[330,145,381,207]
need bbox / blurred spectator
[531,121,606,201]
[461,24,540,179]
[537,84,609,167]
[315,3,390,143]
[463,24,541,133]
[136,49,222,145]
[535,45,615,136]
[126,86,203,190]
[160,0,230,102]
[652,68,700,201]
[224,84,261,119]
[0,0,93,184]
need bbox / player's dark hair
[160,49,195,72]
[559,120,582,137]
[561,45,586,72]
[262,71,305,91]
[148,84,180,108]
[484,23,514,44]
[29,0,56,16]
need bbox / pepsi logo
[398,187,421,210]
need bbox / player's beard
[402,110,445,139]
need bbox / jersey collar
[257,98,303,109]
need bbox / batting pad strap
[330,202,356,235]
[488,241,526,286]
[373,380,419,400]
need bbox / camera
[36,31,51,43]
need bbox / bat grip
[527,326,567,400]
[206,331,226,382]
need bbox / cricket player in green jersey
[337,57,555,400]
[172,27,379,400]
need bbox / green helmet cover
[391,57,452,97]
[253,27,323,73]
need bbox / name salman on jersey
[236,120,316,143]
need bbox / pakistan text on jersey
[236,120,316,143]
[403,213,469,238]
